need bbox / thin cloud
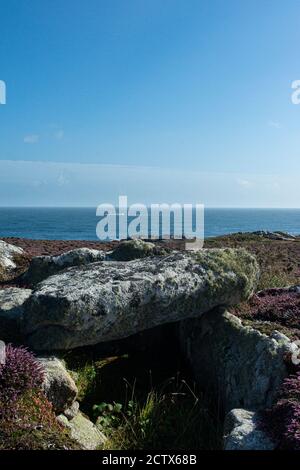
[24,134,39,144]
[236,178,253,188]
[268,120,281,129]
[54,130,64,140]
[0,160,297,208]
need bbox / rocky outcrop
[252,231,296,241]
[0,288,32,342]
[38,356,78,414]
[0,240,29,281]
[57,412,106,450]
[223,409,275,450]
[63,401,80,421]
[22,248,259,350]
[22,248,106,286]
[180,309,298,412]
[108,239,168,261]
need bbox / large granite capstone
[23,248,259,350]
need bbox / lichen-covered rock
[63,400,80,421]
[57,412,106,450]
[0,288,32,342]
[224,409,275,450]
[23,248,259,350]
[22,248,106,286]
[180,309,298,412]
[0,240,29,281]
[108,239,168,261]
[38,356,78,414]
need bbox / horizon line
[1,206,300,210]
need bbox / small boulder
[57,412,106,450]
[22,248,106,285]
[38,356,78,414]
[63,400,80,421]
[0,288,32,342]
[108,239,167,261]
[224,409,275,450]
[0,240,29,282]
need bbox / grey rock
[287,285,300,294]
[64,400,80,420]
[0,240,28,281]
[57,412,106,450]
[0,288,32,342]
[0,339,5,365]
[22,248,106,286]
[23,248,259,350]
[180,309,296,412]
[38,356,78,414]
[224,409,275,450]
[108,239,167,261]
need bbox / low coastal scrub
[0,389,79,450]
[263,370,300,450]
[231,288,300,339]
[0,344,44,407]
[0,344,78,450]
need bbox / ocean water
[0,207,300,241]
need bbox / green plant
[93,401,123,432]
[74,363,97,401]
[258,271,295,290]
[97,377,222,450]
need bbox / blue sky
[1,0,300,206]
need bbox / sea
[0,207,300,241]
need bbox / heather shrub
[0,389,79,450]
[280,371,300,401]
[0,344,79,449]
[263,370,300,449]
[231,289,300,337]
[0,344,45,415]
[264,399,300,450]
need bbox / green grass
[64,343,223,451]
[258,270,298,291]
[96,377,222,450]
